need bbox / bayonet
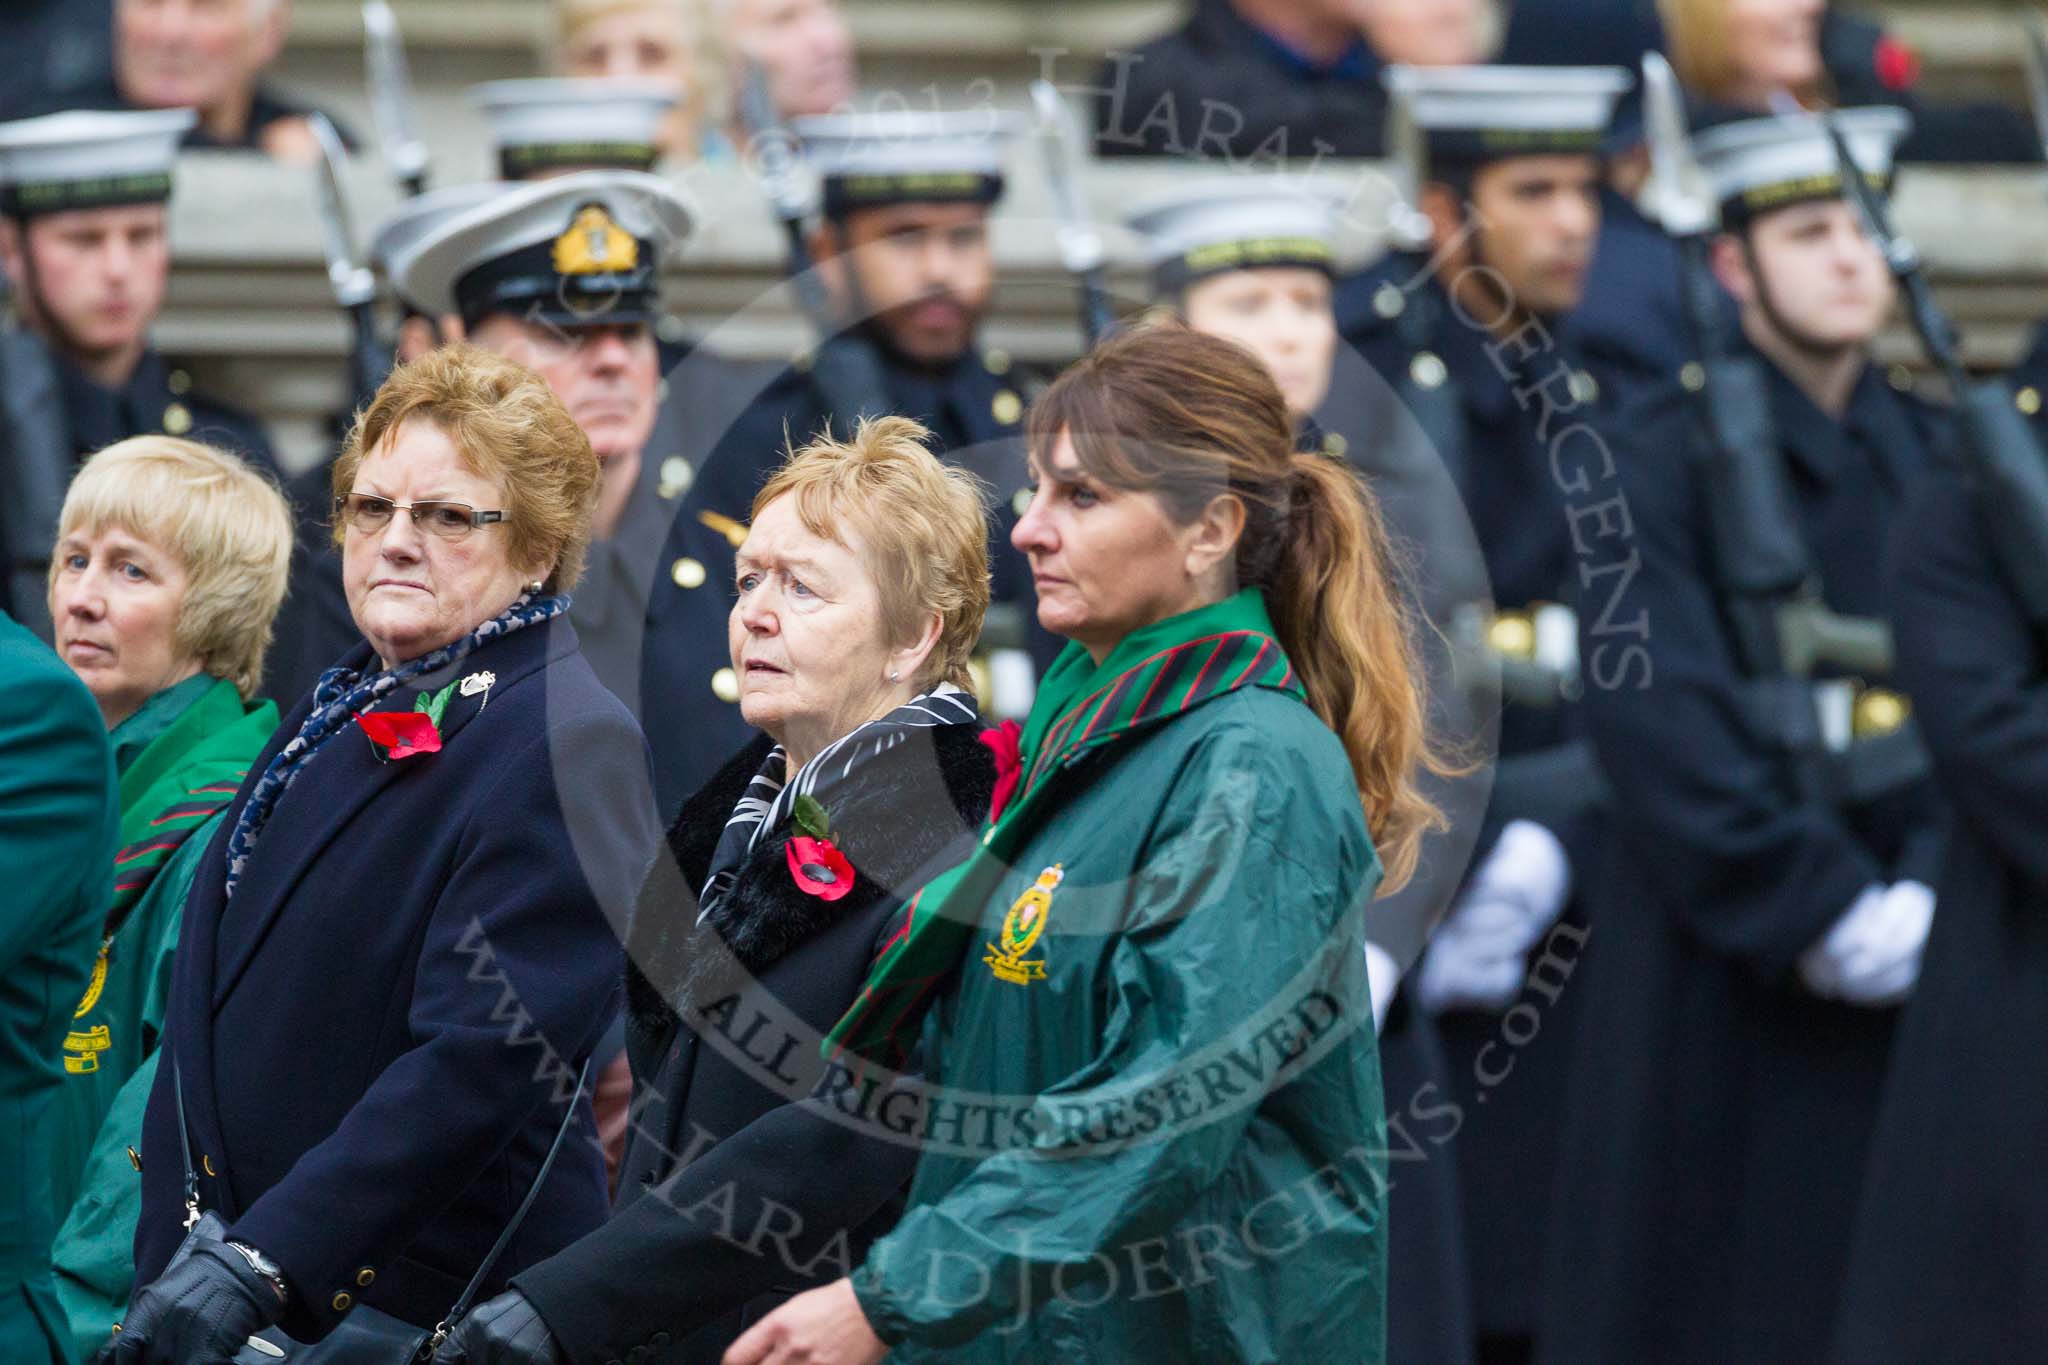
[1641,52,1714,238]
[1029,79,1114,348]
[2023,10,2048,161]
[308,113,375,312]
[307,112,393,412]
[1382,90,1433,253]
[363,0,429,197]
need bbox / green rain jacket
[45,674,276,1359]
[833,590,1389,1363]
[0,612,117,1365]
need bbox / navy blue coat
[1541,353,1948,1364]
[134,617,659,1342]
[1829,470,2048,1361]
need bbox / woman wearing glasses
[111,347,660,1363]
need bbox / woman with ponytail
[727,321,1440,1365]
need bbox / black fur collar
[624,725,996,1038]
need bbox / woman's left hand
[100,1240,283,1363]
[722,1279,886,1365]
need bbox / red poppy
[356,710,443,760]
[980,720,1023,822]
[1873,35,1920,93]
[788,835,855,900]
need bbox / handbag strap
[433,1054,595,1340]
[173,1061,201,1227]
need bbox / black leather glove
[101,1239,283,1363]
[435,1290,562,1365]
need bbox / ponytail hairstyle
[1026,320,1447,892]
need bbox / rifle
[363,0,430,199]
[1643,56,1918,802]
[1825,114,2048,631]
[0,274,76,640]
[734,60,888,423]
[1029,79,1114,349]
[307,112,393,417]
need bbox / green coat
[0,611,118,1365]
[45,674,275,1358]
[838,590,1389,1363]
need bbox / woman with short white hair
[40,435,291,1360]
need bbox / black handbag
[154,1057,593,1365]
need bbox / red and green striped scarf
[825,588,1305,1064]
[104,676,276,932]
[110,776,244,921]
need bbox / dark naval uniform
[1540,345,1948,1365]
[0,106,277,641]
[1092,0,1388,159]
[1339,256,1606,1353]
[639,339,1036,820]
[1563,186,1733,418]
[1313,348,1492,1365]
[1827,467,2048,1363]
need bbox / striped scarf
[222,593,568,901]
[696,683,980,924]
[111,776,245,920]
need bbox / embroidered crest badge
[986,864,1062,984]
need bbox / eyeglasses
[333,494,506,540]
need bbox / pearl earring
[889,671,901,683]
[526,580,544,593]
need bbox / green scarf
[825,588,1306,1063]
[108,676,277,928]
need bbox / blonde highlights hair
[555,0,729,151]
[751,415,991,692]
[1658,0,1827,106]
[334,344,600,592]
[1026,321,1447,893]
[52,436,293,700]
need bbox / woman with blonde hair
[43,437,291,1353]
[732,321,1441,1363]
[36,436,291,1360]
[556,0,728,161]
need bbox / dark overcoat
[133,618,657,1342]
[1828,469,2048,1362]
[514,725,995,1365]
[1540,357,1948,1364]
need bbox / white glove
[1415,820,1573,1013]
[1797,880,1935,1007]
[1365,941,1401,1033]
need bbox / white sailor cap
[0,108,194,218]
[369,182,509,310]
[390,169,694,329]
[1384,65,1632,172]
[1126,185,1341,293]
[793,110,1024,217]
[1694,106,1912,227]
[469,78,677,180]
